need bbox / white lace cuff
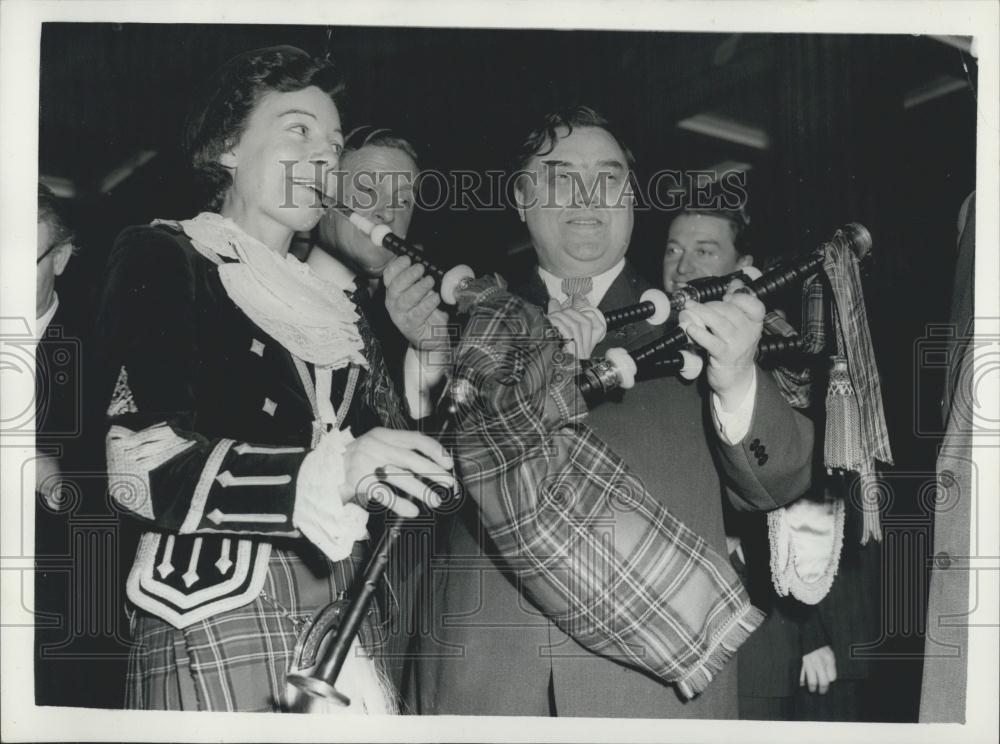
[294,427,369,562]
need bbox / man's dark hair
[512,105,636,185]
[184,45,346,210]
[676,204,752,257]
[343,125,419,168]
[37,182,76,253]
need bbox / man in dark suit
[409,106,816,717]
[35,183,133,707]
[663,205,879,721]
[35,184,78,511]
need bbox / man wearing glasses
[35,183,78,506]
[35,183,131,708]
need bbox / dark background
[38,23,978,718]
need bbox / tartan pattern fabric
[822,242,893,543]
[126,541,386,711]
[801,275,827,354]
[822,246,893,467]
[762,310,813,410]
[447,278,765,699]
[760,242,890,544]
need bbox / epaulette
[150,219,185,236]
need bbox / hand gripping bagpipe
[578,223,873,401]
[285,204,488,710]
[589,222,893,602]
[326,203,477,305]
[326,202,764,339]
[284,203,771,709]
[603,265,764,332]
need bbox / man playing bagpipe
[407,106,818,718]
[308,126,425,392]
[664,206,883,721]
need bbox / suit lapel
[596,264,643,312]
[517,268,551,309]
[594,264,664,356]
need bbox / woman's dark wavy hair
[184,45,346,211]
[511,105,636,188]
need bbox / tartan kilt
[125,538,387,712]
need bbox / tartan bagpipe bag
[442,276,764,699]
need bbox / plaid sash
[822,247,893,465]
[763,309,813,410]
[763,237,893,545]
[445,277,764,699]
[801,275,827,354]
[821,242,893,543]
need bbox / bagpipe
[325,203,476,305]
[601,265,761,331]
[284,204,773,710]
[578,223,872,401]
[285,516,403,711]
[286,208,892,710]
[286,204,483,710]
[582,222,893,581]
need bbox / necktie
[345,285,409,430]
[560,276,594,311]
[347,285,375,356]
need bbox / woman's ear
[218,140,238,170]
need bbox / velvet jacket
[98,223,405,629]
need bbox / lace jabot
[153,212,366,370]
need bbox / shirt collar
[36,293,59,340]
[537,259,626,307]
